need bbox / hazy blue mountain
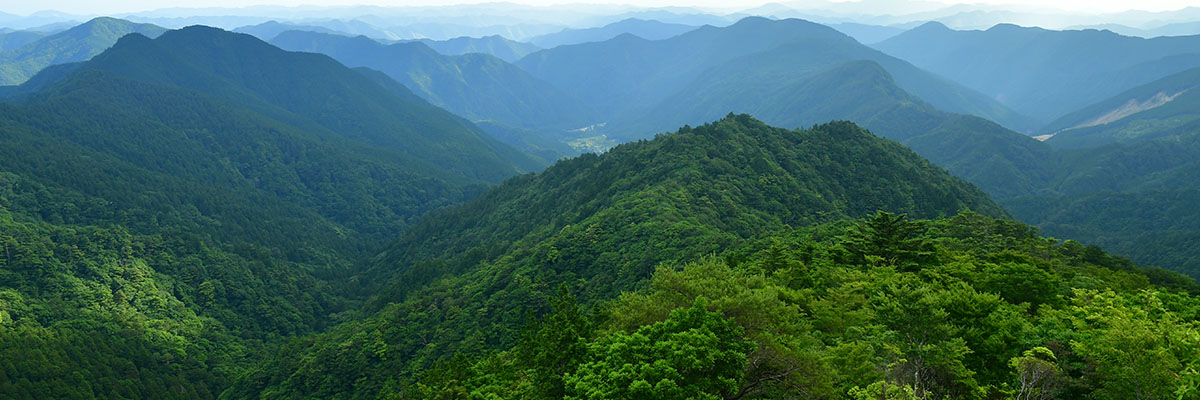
[528,18,697,48]
[875,22,1200,124]
[0,17,166,85]
[618,57,1056,199]
[408,34,540,62]
[1042,67,1200,148]
[0,29,47,50]
[271,30,595,158]
[232,20,342,40]
[518,17,1033,133]
[829,22,905,44]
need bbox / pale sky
[1,0,1195,18]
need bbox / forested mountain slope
[517,16,1032,133]
[0,17,165,85]
[0,25,545,398]
[875,22,1200,124]
[270,30,595,158]
[226,115,1007,398]
[1044,66,1200,149]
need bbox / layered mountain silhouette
[226,115,1005,398]
[1042,66,1200,148]
[876,22,1200,125]
[0,17,166,85]
[528,18,697,48]
[518,17,1034,133]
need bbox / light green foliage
[229,115,1004,398]
[565,300,754,400]
[396,212,1200,400]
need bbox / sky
[2,0,1197,16]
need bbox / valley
[0,2,1199,399]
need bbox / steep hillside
[79,26,543,181]
[1043,66,1200,148]
[410,212,1200,399]
[271,31,594,140]
[518,16,1032,133]
[618,58,1056,199]
[1003,131,1200,278]
[0,25,547,398]
[0,17,165,85]
[875,22,1200,124]
[226,115,1006,398]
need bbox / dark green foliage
[837,211,935,269]
[0,24,546,399]
[0,206,344,398]
[227,115,1005,398]
[0,17,166,85]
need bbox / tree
[564,299,755,400]
[1009,347,1059,400]
[840,211,935,270]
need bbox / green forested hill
[225,115,1007,398]
[0,17,165,85]
[412,212,1200,399]
[0,24,546,398]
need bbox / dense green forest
[412,211,1200,400]
[0,24,546,398]
[222,115,1017,398]
[1,17,1199,400]
[0,17,165,85]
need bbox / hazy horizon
[2,0,1197,18]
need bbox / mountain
[407,35,540,62]
[528,18,697,48]
[828,22,905,44]
[225,115,1008,398]
[1042,66,1200,149]
[232,20,341,40]
[517,17,1034,133]
[0,28,46,51]
[0,25,546,397]
[227,115,1200,399]
[0,17,166,85]
[270,30,595,158]
[1001,126,1200,278]
[875,22,1200,125]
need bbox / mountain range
[269,30,594,160]
[875,21,1200,126]
[1,12,1199,400]
[0,17,165,85]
